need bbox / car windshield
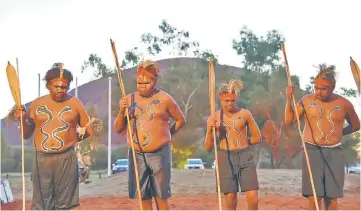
[188,160,202,164]
[116,160,128,165]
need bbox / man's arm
[21,114,35,139]
[114,95,131,134]
[17,104,36,139]
[77,100,94,140]
[204,116,215,152]
[245,110,262,145]
[343,100,360,136]
[167,97,186,136]
[285,96,306,125]
[114,111,127,134]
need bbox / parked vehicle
[112,159,129,174]
[184,158,205,169]
[347,164,361,174]
[78,160,90,183]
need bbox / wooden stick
[209,59,222,211]
[349,57,360,94]
[17,58,26,211]
[110,39,143,210]
[6,59,26,211]
[281,44,319,211]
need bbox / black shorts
[217,148,259,193]
[31,148,80,210]
[128,144,172,200]
[302,143,345,199]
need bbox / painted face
[136,74,156,97]
[48,78,69,101]
[220,95,236,112]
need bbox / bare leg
[142,199,153,210]
[324,198,338,210]
[154,197,169,210]
[245,190,258,210]
[224,192,237,210]
[307,196,322,210]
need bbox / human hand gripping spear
[209,58,222,211]
[281,44,319,211]
[6,58,26,211]
[110,39,143,210]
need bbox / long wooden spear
[281,44,319,211]
[110,39,143,210]
[349,57,360,94]
[209,58,222,211]
[6,58,26,211]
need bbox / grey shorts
[217,148,259,193]
[128,144,172,200]
[31,148,79,210]
[302,143,345,199]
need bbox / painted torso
[214,109,250,150]
[29,95,86,153]
[126,90,172,152]
[302,94,348,146]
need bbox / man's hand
[119,97,128,113]
[14,106,27,122]
[207,116,219,132]
[286,85,295,97]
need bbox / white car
[112,159,129,174]
[212,160,216,169]
[184,158,205,169]
[347,164,361,174]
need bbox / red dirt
[1,195,360,210]
[1,169,360,210]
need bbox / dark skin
[114,74,185,210]
[285,84,360,210]
[204,96,259,210]
[14,79,92,140]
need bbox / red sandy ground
[1,169,360,210]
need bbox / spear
[209,58,222,211]
[281,44,319,211]
[110,39,143,210]
[6,58,26,211]
[349,57,360,94]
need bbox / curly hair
[43,62,73,87]
[315,64,337,84]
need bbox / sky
[0,0,360,118]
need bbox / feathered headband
[314,64,337,87]
[218,79,244,100]
[137,60,160,79]
[51,62,68,83]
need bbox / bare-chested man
[13,63,94,210]
[204,79,261,210]
[285,65,360,210]
[114,60,185,210]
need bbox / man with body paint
[13,63,94,210]
[284,65,360,210]
[114,60,185,210]
[204,79,261,210]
